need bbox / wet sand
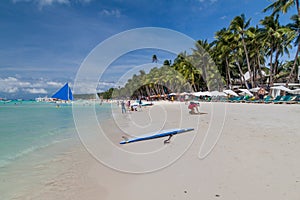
[2,102,300,200]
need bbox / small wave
[0,159,10,168]
[0,138,72,168]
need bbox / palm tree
[264,0,300,85]
[263,0,299,16]
[230,14,254,88]
[190,40,224,91]
[223,27,250,89]
[287,14,300,83]
[171,52,199,92]
[247,26,266,85]
[214,28,234,88]
[259,14,295,86]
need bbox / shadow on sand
[189,112,208,115]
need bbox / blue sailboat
[51,82,73,102]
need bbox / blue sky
[0,0,295,99]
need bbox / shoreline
[1,102,300,199]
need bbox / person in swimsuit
[258,87,265,100]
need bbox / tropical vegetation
[100,0,300,99]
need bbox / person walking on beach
[139,98,142,107]
[121,101,126,114]
[126,100,131,112]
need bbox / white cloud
[12,0,69,5]
[47,81,63,87]
[19,81,31,87]
[12,0,93,8]
[0,77,31,93]
[4,77,18,82]
[220,16,227,20]
[72,81,97,94]
[12,0,31,3]
[72,80,117,94]
[7,87,19,93]
[99,9,121,18]
[39,0,70,6]
[197,0,218,3]
[98,81,116,87]
[78,0,92,3]
[0,76,63,95]
[23,88,48,94]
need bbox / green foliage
[100,88,114,99]
[101,1,300,97]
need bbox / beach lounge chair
[238,96,251,103]
[273,95,292,104]
[260,96,272,104]
[231,96,244,103]
[250,95,272,104]
[243,96,256,103]
[270,95,282,103]
[226,96,238,102]
[296,95,300,104]
[297,95,300,104]
[286,95,300,104]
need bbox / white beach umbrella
[192,92,203,97]
[202,91,212,96]
[180,92,190,95]
[290,88,300,94]
[192,92,202,97]
[168,93,178,96]
[249,87,260,92]
[249,87,268,94]
[270,85,292,97]
[239,89,253,97]
[193,91,211,97]
[223,89,238,97]
[210,91,227,96]
[270,85,292,92]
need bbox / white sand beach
[2,102,300,200]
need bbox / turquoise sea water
[0,101,113,168]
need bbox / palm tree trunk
[274,48,280,79]
[191,84,196,92]
[269,49,274,86]
[253,63,257,86]
[161,85,165,95]
[242,37,254,88]
[257,51,264,85]
[145,85,151,97]
[225,57,232,88]
[235,56,249,89]
[225,64,229,88]
[286,44,300,85]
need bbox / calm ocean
[0,101,114,168]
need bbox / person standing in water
[152,54,158,63]
[121,101,126,114]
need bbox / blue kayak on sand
[120,128,194,144]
